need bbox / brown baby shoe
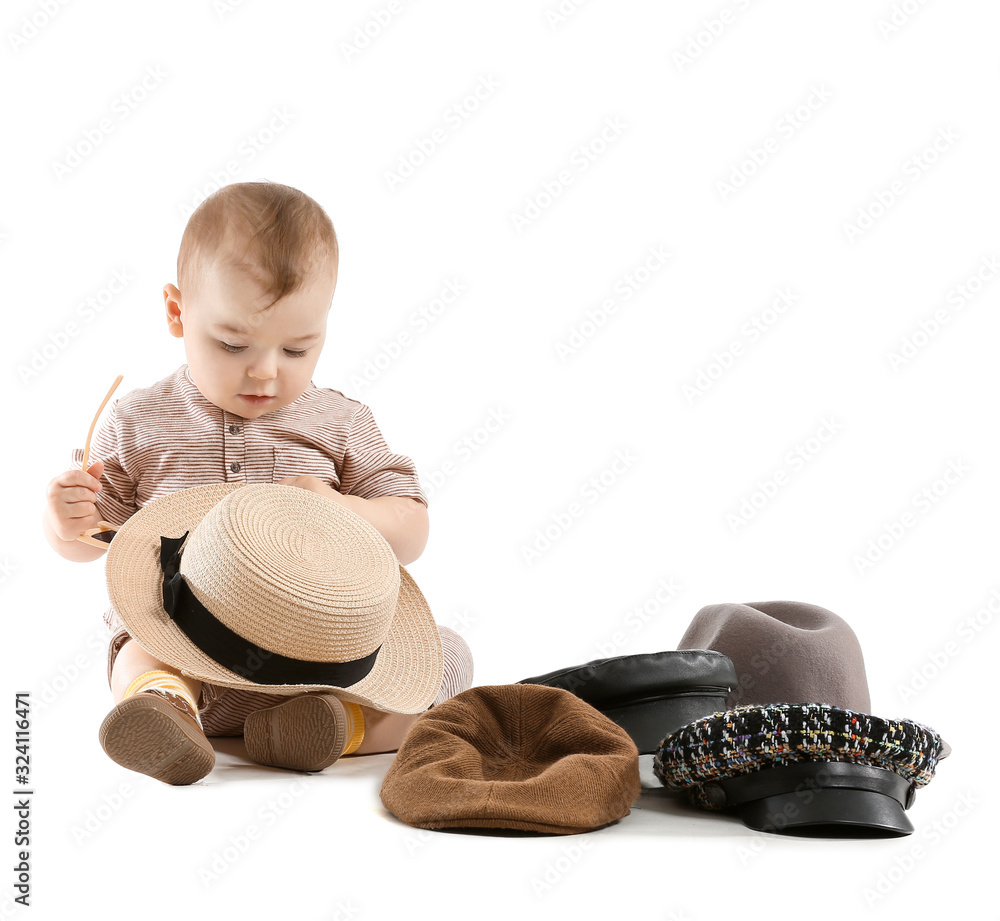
[99,692,216,786]
[243,693,357,772]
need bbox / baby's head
[165,180,339,419]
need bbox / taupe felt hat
[679,600,872,710]
[105,483,442,714]
[380,684,641,834]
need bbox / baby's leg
[351,710,420,755]
[100,638,213,785]
[243,625,475,767]
[352,625,475,755]
[110,639,202,704]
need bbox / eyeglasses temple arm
[81,374,123,471]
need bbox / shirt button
[229,424,240,435]
[230,462,241,473]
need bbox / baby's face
[165,259,337,420]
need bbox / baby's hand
[45,460,105,542]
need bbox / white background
[3,0,995,917]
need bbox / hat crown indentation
[179,486,400,663]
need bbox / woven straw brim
[105,483,442,714]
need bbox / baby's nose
[247,356,278,380]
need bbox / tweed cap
[655,704,944,803]
[380,684,641,834]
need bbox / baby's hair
[177,180,338,311]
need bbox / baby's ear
[164,285,184,338]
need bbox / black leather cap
[519,650,736,754]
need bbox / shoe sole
[99,695,215,786]
[244,694,348,772]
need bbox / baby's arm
[277,476,428,564]
[335,493,428,565]
[43,460,109,562]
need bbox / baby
[42,180,472,785]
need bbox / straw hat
[105,483,442,714]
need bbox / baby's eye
[284,349,308,358]
[219,342,246,353]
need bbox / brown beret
[380,684,641,834]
